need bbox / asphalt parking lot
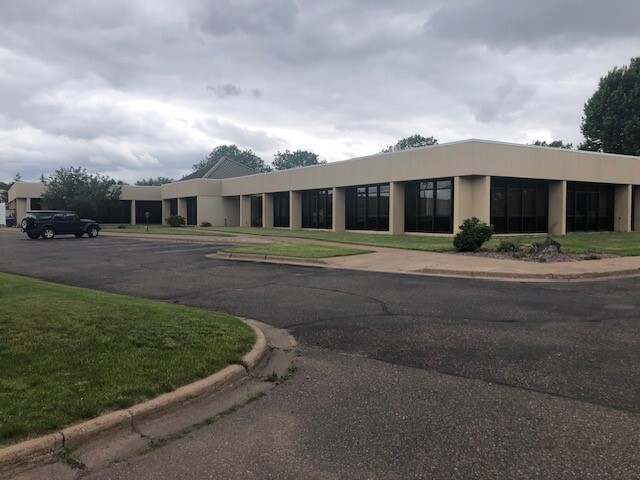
[2,230,640,478]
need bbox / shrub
[117,224,127,229]
[496,238,520,253]
[166,215,185,227]
[453,217,493,252]
[200,221,212,227]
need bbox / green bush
[166,215,186,227]
[496,238,520,253]
[453,217,493,252]
[200,221,212,227]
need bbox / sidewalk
[99,230,640,281]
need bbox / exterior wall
[332,187,346,232]
[634,186,640,231]
[290,191,302,230]
[197,196,238,226]
[473,141,640,185]
[262,193,274,228]
[240,195,251,227]
[389,182,404,235]
[548,180,567,235]
[161,179,221,199]
[614,185,633,232]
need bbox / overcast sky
[1,0,638,184]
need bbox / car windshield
[25,212,36,219]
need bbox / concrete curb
[214,252,640,282]
[416,267,640,281]
[0,321,269,471]
[214,251,329,266]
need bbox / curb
[416,267,640,281]
[215,252,640,282]
[214,251,329,266]
[0,321,269,471]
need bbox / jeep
[21,211,101,240]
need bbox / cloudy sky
[1,0,638,184]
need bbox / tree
[13,173,22,182]
[580,57,640,156]
[135,177,174,186]
[0,181,8,203]
[531,140,573,149]
[380,135,438,153]
[41,166,121,219]
[272,150,326,170]
[193,145,271,173]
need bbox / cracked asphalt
[2,230,640,479]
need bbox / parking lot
[2,229,640,478]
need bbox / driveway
[2,230,639,478]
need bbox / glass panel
[404,181,418,232]
[435,187,452,233]
[522,188,535,216]
[366,186,378,230]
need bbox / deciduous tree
[380,135,438,153]
[531,140,573,149]
[135,177,174,186]
[41,167,121,218]
[580,57,640,156]
[272,150,326,170]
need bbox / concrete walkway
[98,230,640,281]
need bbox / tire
[42,227,55,240]
[21,219,28,230]
[74,233,84,238]
[88,226,99,238]
[27,232,39,239]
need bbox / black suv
[21,211,101,240]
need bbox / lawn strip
[0,273,254,444]
[101,225,235,237]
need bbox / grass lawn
[221,243,373,259]
[215,227,640,256]
[0,272,255,444]
[100,225,235,237]
[213,227,455,252]
[486,232,640,256]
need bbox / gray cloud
[426,0,640,50]
[0,1,638,184]
[207,83,243,98]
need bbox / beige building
[9,139,640,235]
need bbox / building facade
[9,140,640,235]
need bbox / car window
[37,213,52,220]
[53,213,64,221]
[65,213,79,221]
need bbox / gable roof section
[180,156,258,181]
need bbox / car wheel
[27,232,39,239]
[42,227,55,239]
[74,233,84,238]
[88,226,99,238]
[21,219,28,230]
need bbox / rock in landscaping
[529,236,561,257]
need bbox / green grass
[100,225,235,237]
[485,232,640,256]
[213,227,455,252]
[221,243,373,259]
[0,273,255,444]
